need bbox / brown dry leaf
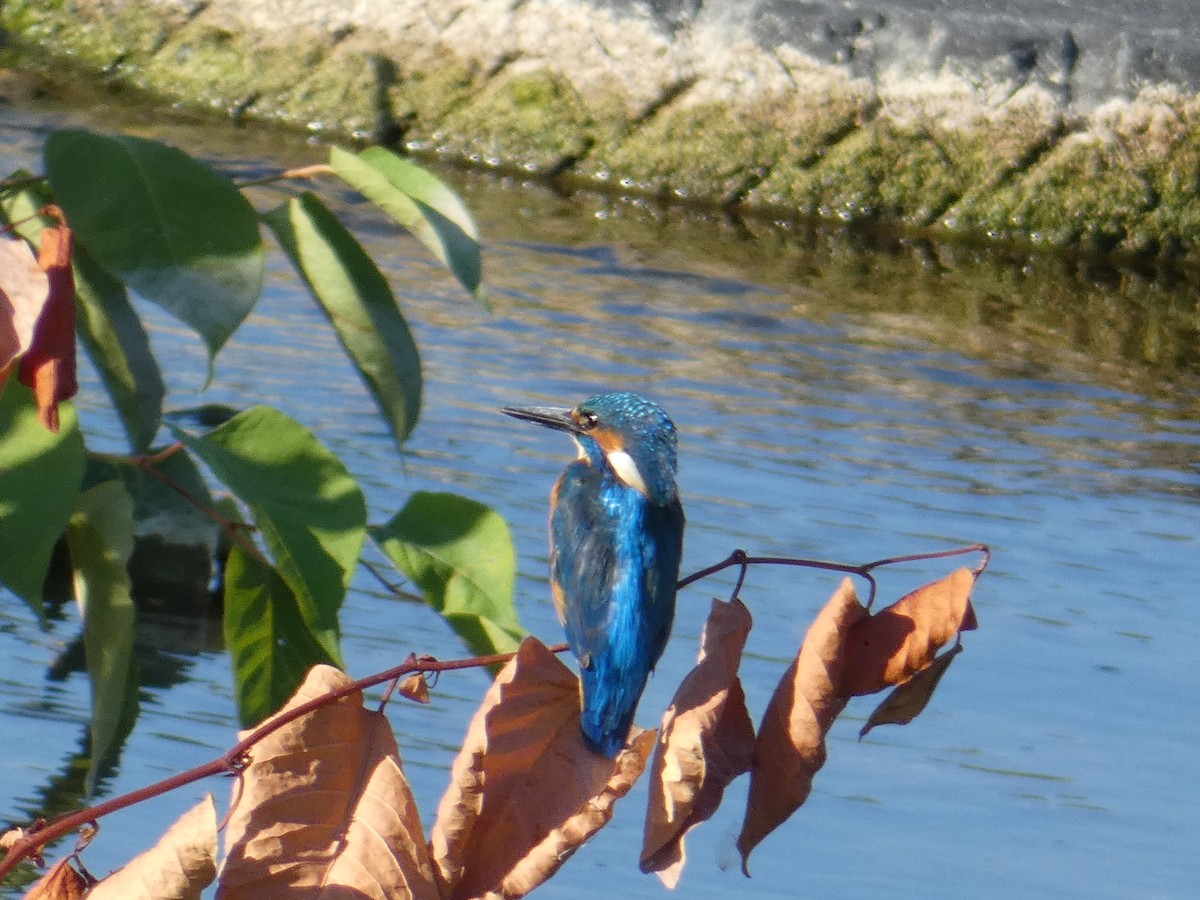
[641,598,755,887]
[22,858,88,900]
[88,795,217,900]
[0,232,48,376]
[859,643,964,739]
[840,567,976,697]
[16,221,77,431]
[430,636,655,900]
[737,577,869,874]
[398,673,431,704]
[217,664,438,900]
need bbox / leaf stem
[236,163,334,189]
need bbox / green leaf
[44,128,265,379]
[264,193,422,446]
[75,246,166,451]
[0,170,49,243]
[0,382,87,614]
[66,480,139,789]
[0,181,165,450]
[224,545,340,727]
[371,491,523,658]
[329,145,485,304]
[167,406,366,640]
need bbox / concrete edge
[6,0,1200,261]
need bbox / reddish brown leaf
[859,643,964,739]
[89,796,217,900]
[737,578,869,874]
[218,665,439,900]
[0,232,48,377]
[641,598,755,887]
[22,858,88,900]
[840,567,976,697]
[430,636,655,900]
[16,222,77,432]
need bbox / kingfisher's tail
[578,664,649,758]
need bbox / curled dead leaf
[0,232,48,378]
[430,636,655,900]
[16,221,77,432]
[641,598,755,887]
[498,730,655,898]
[859,643,963,739]
[840,568,976,697]
[398,673,430,704]
[88,795,217,900]
[737,578,868,874]
[218,664,438,900]
[22,857,89,900]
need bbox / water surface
[1,98,1198,898]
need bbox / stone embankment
[8,0,1200,258]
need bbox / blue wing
[551,460,685,756]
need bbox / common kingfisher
[503,391,685,757]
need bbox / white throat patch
[605,448,649,496]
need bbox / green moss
[580,99,790,201]
[760,101,1067,229]
[270,47,380,135]
[748,91,872,210]
[131,23,377,132]
[433,69,596,171]
[2,0,155,68]
[390,55,484,146]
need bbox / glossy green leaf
[0,382,86,613]
[73,246,166,452]
[66,480,139,788]
[44,128,265,378]
[264,193,422,446]
[371,491,523,658]
[168,405,366,639]
[224,545,340,727]
[329,145,485,304]
[0,182,165,451]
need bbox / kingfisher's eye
[578,412,599,430]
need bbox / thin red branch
[676,542,990,607]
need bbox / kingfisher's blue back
[502,392,685,757]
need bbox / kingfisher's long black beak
[501,404,579,434]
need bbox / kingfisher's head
[502,391,679,505]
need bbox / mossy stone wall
[7,0,1200,259]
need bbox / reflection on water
[1,98,1198,898]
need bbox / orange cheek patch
[590,428,624,454]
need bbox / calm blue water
[1,101,1198,897]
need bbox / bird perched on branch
[503,391,685,757]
